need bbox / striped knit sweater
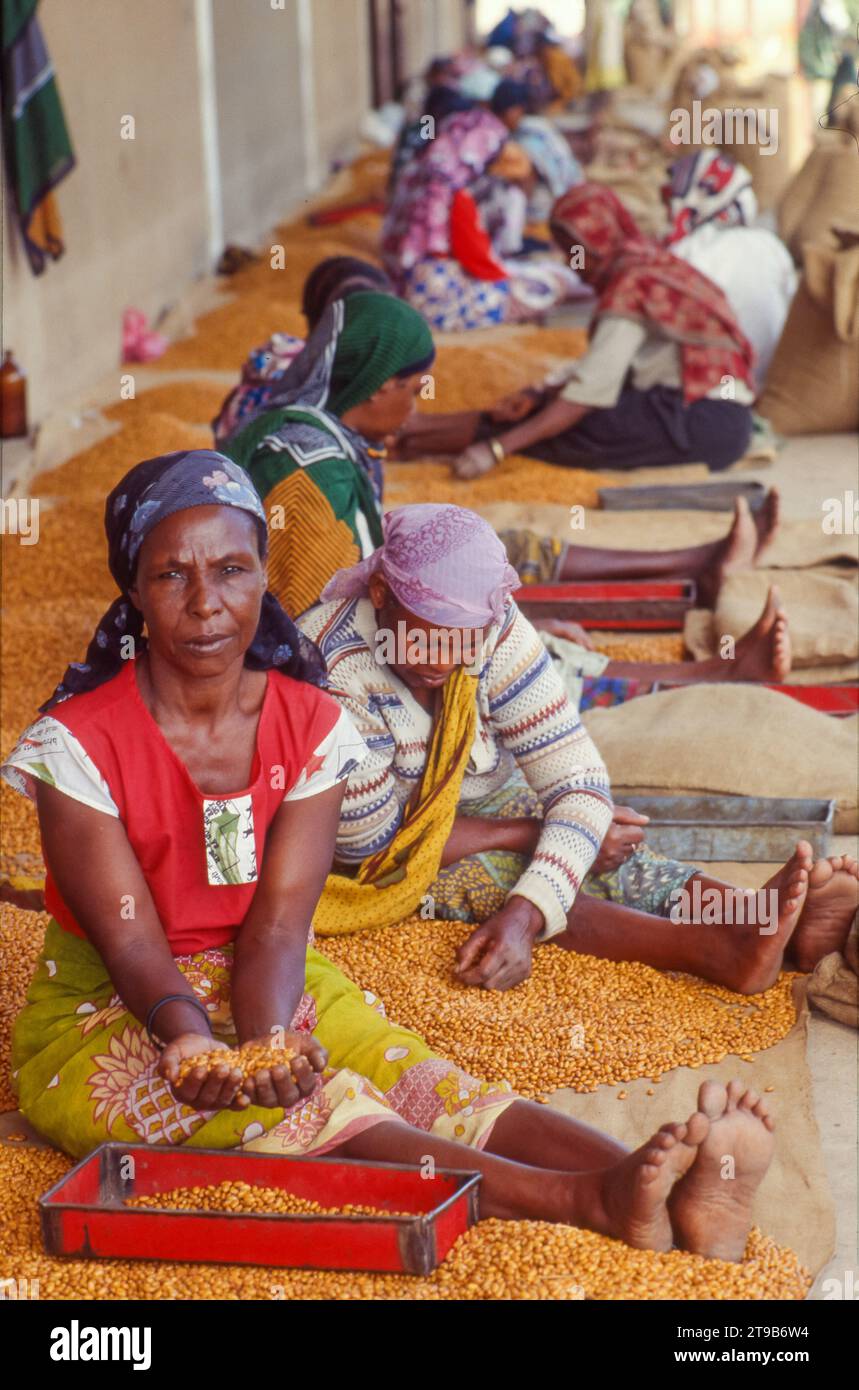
[299,596,613,939]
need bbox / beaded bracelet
[145,993,211,1051]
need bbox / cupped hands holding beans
[159,1031,328,1111]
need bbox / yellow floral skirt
[11,921,515,1160]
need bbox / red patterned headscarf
[550,184,755,404]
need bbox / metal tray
[623,794,835,862]
[598,481,766,512]
[39,1143,481,1275]
[514,579,696,630]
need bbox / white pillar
[194,0,224,264]
[296,0,322,193]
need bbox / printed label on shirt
[203,795,257,887]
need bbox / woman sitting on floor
[387,84,476,194]
[212,256,394,448]
[661,152,797,380]
[1,449,779,1259]
[299,504,857,990]
[223,291,435,621]
[490,78,584,224]
[452,184,757,478]
[223,287,791,689]
[381,106,577,332]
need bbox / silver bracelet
[488,438,505,464]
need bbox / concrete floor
[806,1013,858,1298]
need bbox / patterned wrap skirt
[11,921,516,1160]
[428,772,698,926]
[402,255,577,333]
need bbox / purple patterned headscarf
[382,109,509,284]
[321,504,520,628]
[41,450,326,710]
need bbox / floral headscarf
[550,183,756,403]
[41,450,326,710]
[321,503,520,628]
[662,152,757,246]
[381,109,509,282]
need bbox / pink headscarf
[321,504,520,628]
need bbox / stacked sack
[757,223,859,435]
[586,119,670,238]
[624,0,677,96]
[778,106,859,264]
[669,55,805,211]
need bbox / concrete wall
[309,0,373,176]
[2,0,466,425]
[3,0,209,422]
[212,0,308,247]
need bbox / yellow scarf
[312,667,478,936]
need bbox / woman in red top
[3,450,778,1260]
[381,107,579,333]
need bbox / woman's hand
[489,388,543,424]
[592,806,649,874]
[452,441,498,480]
[532,616,595,650]
[239,1033,328,1111]
[159,1033,247,1112]
[454,897,545,990]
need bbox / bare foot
[701,841,811,994]
[597,1112,709,1252]
[753,487,781,567]
[700,497,758,606]
[669,1080,775,1261]
[729,585,792,682]
[788,855,859,972]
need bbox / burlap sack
[714,75,799,211]
[807,911,858,1028]
[583,685,859,832]
[806,906,850,1028]
[778,130,859,264]
[682,608,859,683]
[757,229,859,435]
[625,38,664,93]
[713,568,859,668]
[585,160,670,237]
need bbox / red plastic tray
[39,1143,481,1275]
[515,579,696,630]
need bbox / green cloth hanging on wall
[1,0,75,273]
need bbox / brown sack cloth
[683,609,859,684]
[758,226,859,435]
[717,75,799,211]
[583,684,859,832]
[476,502,859,569]
[714,568,859,667]
[779,126,859,263]
[807,910,859,1028]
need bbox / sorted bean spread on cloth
[0,1144,810,1299]
[386,456,611,510]
[589,632,688,664]
[125,1181,407,1219]
[319,918,798,1096]
[176,1044,296,1085]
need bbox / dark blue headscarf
[41,450,326,711]
[490,79,532,116]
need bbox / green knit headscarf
[327,291,435,416]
